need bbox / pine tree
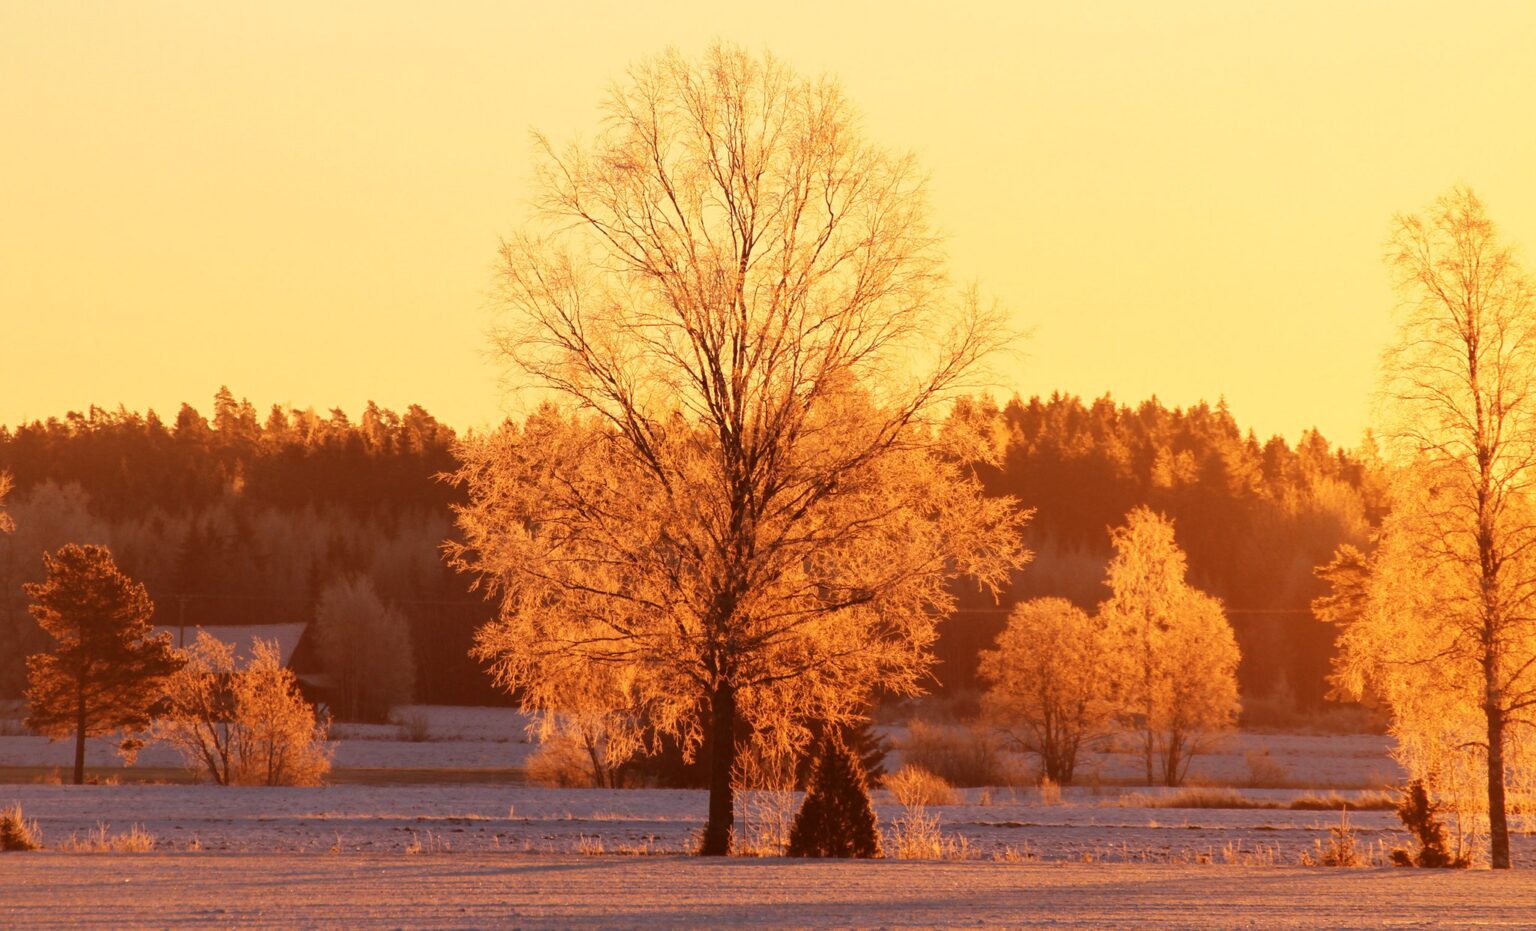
[1390,780,1469,868]
[24,544,181,784]
[786,732,882,858]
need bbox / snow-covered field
[5,780,1524,866]
[8,854,1536,929]
[1,708,1526,926]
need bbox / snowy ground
[5,781,1522,866]
[8,854,1536,929]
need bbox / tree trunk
[73,692,87,786]
[1486,700,1511,869]
[699,681,737,856]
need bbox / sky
[3,1,1534,447]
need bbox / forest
[0,386,1377,714]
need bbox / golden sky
[4,1,1534,445]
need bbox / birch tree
[1100,508,1239,786]
[1321,186,1536,868]
[450,45,1029,855]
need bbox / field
[10,854,1536,929]
[3,705,1527,927]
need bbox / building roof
[154,623,308,667]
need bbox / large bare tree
[1323,186,1536,868]
[450,45,1029,854]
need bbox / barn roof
[155,623,308,667]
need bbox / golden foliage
[156,633,332,786]
[1324,187,1536,867]
[1100,508,1240,787]
[450,44,1030,851]
[979,597,1114,785]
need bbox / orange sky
[4,1,1534,446]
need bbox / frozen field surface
[7,853,1536,929]
[4,782,1532,866]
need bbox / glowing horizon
[4,1,1534,447]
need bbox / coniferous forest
[0,387,1376,713]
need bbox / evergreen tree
[24,544,181,784]
[786,732,882,859]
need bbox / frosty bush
[525,734,598,788]
[157,633,332,786]
[884,765,958,807]
[786,733,882,858]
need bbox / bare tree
[1324,186,1536,868]
[1100,508,1239,786]
[450,44,1029,855]
[979,597,1113,785]
[313,575,415,723]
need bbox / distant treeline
[0,389,1377,712]
[939,394,1380,710]
[0,388,500,704]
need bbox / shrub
[526,734,596,787]
[884,765,958,807]
[1,803,41,851]
[1243,746,1290,787]
[157,634,333,786]
[1390,780,1470,868]
[900,721,1008,787]
[786,733,882,858]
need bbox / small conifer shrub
[1389,780,1470,868]
[786,732,882,858]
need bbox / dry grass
[884,765,959,807]
[1289,790,1397,811]
[885,803,976,860]
[404,830,451,855]
[58,823,156,853]
[1114,788,1276,809]
[1,802,42,851]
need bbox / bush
[526,734,596,787]
[1,803,41,851]
[1390,780,1470,868]
[157,634,333,786]
[1243,746,1290,787]
[900,721,1009,787]
[884,765,958,807]
[786,733,882,858]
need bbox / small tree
[313,575,415,722]
[24,544,181,784]
[786,732,882,858]
[1100,509,1239,786]
[0,471,14,534]
[1390,780,1470,868]
[979,597,1113,785]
